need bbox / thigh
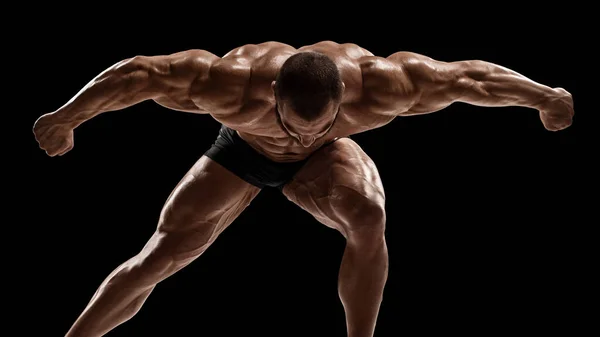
[282,138,385,236]
[149,155,261,261]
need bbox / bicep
[121,50,219,112]
[387,52,468,115]
[143,50,217,87]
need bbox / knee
[330,185,386,239]
[138,200,222,277]
[147,224,216,264]
[126,224,216,286]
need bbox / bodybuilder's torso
[155,41,417,162]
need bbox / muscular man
[33,41,574,337]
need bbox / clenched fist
[539,88,574,131]
[33,113,75,157]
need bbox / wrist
[533,87,561,111]
[52,108,82,129]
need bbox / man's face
[276,99,339,147]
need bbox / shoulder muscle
[357,56,418,115]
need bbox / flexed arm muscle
[387,52,574,131]
[33,50,218,156]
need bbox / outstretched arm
[51,49,217,125]
[387,52,574,131]
[33,50,219,156]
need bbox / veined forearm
[455,61,556,109]
[392,53,573,129]
[54,58,157,127]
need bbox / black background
[18,6,591,337]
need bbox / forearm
[453,60,556,109]
[53,58,157,127]
[391,52,573,130]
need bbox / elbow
[101,56,152,87]
[112,56,152,75]
[84,57,152,98]
[461,60,513,81]
[459,60,493,81]
[453,76,490,101]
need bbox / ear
[341,81,346,93]
[271,81,276,93]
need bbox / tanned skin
[33,41,574,337]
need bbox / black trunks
[204,125,311,191]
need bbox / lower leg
[65,257,158,337]
[338,233,389,337]
[65,231,197,337]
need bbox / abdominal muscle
[210,102,343,163]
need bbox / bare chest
[206,101,396,163]
[212,102,334,162]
